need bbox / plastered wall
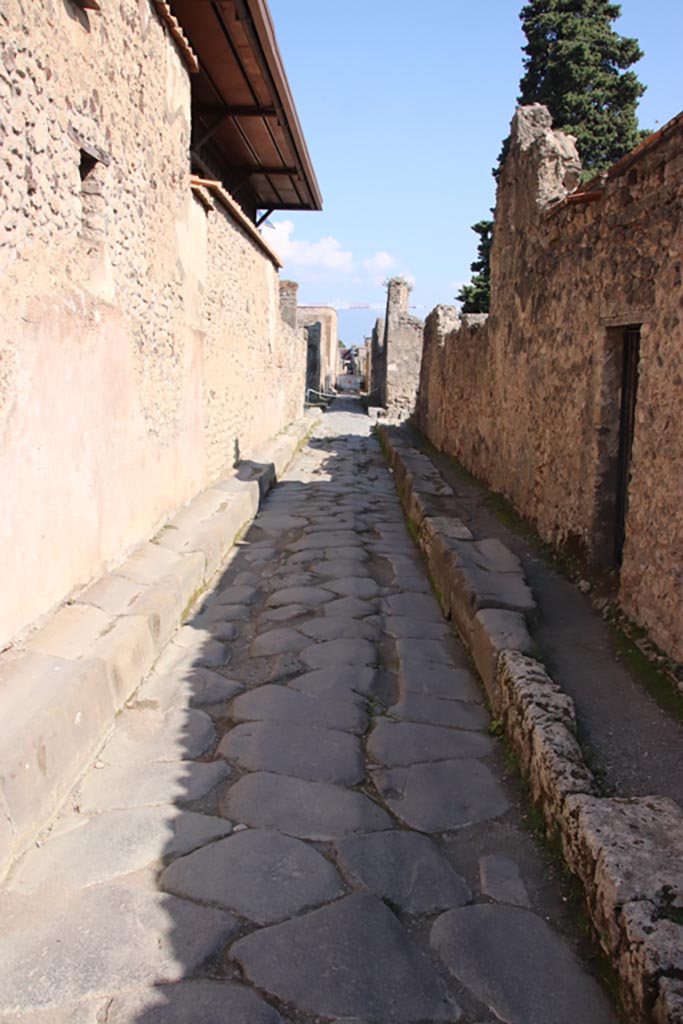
[0,0,304,646]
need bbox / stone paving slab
[98,707,215,765]
[383,592,444,619]
[396,637,462,666]
[78,759,230,812]
[299,637,377,669]
[431,904,616,1023]
[313,558,374,578]
[479,853,531,908]
[138,667,243,711]
[288,666,377,699]
[388,693,490,730]
[0,884,238,1014]
[297,617,380,641]
[250,628,309,656]
[399,661,483,703]
[373,759,510,832]
[265,586,334,608]
[232,893,456,1022]
[8,807,232,893]
[161,828,343,924]
[324,577,381,599]
[219,720,364,785]
[323,595,378,618]
[368,720,495,765]
[382,615,450,640]
[221,772,391,840]
[335,830,472,915]
[231,684,368,734]
[106,981,282,1024]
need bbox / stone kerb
[378,423,683,1024]
[0,411,322,883]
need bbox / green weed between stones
[605,607,683,723]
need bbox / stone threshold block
[0,411,321,883]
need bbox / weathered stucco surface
[297,306,339,395]
[0,0,304,647]
[416,105,683,661]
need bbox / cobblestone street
[0,401,619,1024]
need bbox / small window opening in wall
[79,150,98,183]
[78,148,106,246]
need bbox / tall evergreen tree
[519,0,646,172]
[456,220,493,314]
[457,0,647,312]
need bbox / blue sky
[264,0,682,346]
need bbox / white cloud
[362,250,397,284]
[263,220,355,274]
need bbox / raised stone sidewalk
[0,400,618,1024]
[379,422,683,1024]
[0,412,321,881]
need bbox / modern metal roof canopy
[171,0,322,220]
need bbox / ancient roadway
[0,400,618,1024]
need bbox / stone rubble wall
[296,306,339,395]
[380,423,683,1024]
[0,0,305,648]
[382,278,424,418]
[416,105,683,662]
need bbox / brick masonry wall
[416,105,683,662]
[0,0,304,646]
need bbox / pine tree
[519,0,646,172]
[456,220,493,314]
[457,0,647,312]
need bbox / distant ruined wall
[0,0,304,647]
[296,306,338,393]
[383,278,424,418]
[416,104,683,661]
[305,321,322,396]
[370,317,386,406]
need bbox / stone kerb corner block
[561,793,683,1023]
[0,413,317,882]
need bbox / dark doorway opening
[614,325,641,566]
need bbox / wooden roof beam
[194,106,279,149]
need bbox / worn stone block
[561,793,683,957]
[87,613,158,711]
[470,607,535,700]
[24,604,112,660]
[0,653,113,880]
[495,651,595,826]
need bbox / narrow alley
[0,400,618,1024]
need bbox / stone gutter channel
[0,410,322,883]
[378,423,683,1024]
